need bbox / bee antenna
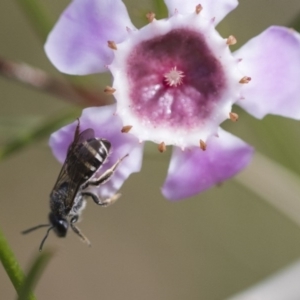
[21,224,51,235]
[39,226,54,252]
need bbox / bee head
[49,212,69,237]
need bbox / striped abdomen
[67,138,111,185]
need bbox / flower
[46,0,300,200]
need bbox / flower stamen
[104,86,116,94]
[229,112,239,122]
[158,142,167,153]
[164,67,185,87]
[226,35,237,46]
[195,4,203,14]
[199,139,207,151]
[146,12,156,23]
[107,41,117,50]
[121,125,133,133]
[239,76,251,84]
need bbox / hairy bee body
[22,120,127,251]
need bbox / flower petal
[45,0,135,75]
[162,129,254,200]
[234,26,300,119]
[163,0,238,24]
[49,104,143,199]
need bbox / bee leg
[82,192,121,207]
[82,154,129,188]
[70,216,91,246]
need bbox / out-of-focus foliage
[1,0,300,299]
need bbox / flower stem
[0,227,36,300]
[15,0,53,42]
[0,56,109,107]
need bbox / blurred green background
[1,0,300,299]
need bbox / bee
[22,120,128,251]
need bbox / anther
[164,67,184,87]
[158,142,166,153]
[195,4,203,14]
[226,35,237,46]
[146,12,156,23]
[107,41,117,50]
[239,76,251,84]
[229,112,239,122]
[199,140,207,151]
[121,125,133,133]
[104,86,116,94]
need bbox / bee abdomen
[68,138,111,183]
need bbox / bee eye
[55,219,68,237]
[49,213,68,237]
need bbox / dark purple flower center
[126,28,227,130]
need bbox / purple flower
[46,0,300,200]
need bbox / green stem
[0,227,36,300]
[153,0,168,19]
[15,0,53,42]
[0,109,80,161]
[18,250,53,300]
[290,11,300,32]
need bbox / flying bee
[22,120,128,251]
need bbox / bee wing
[67,127,95,155]
[52,159,82,214]
[77,128,95,144]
